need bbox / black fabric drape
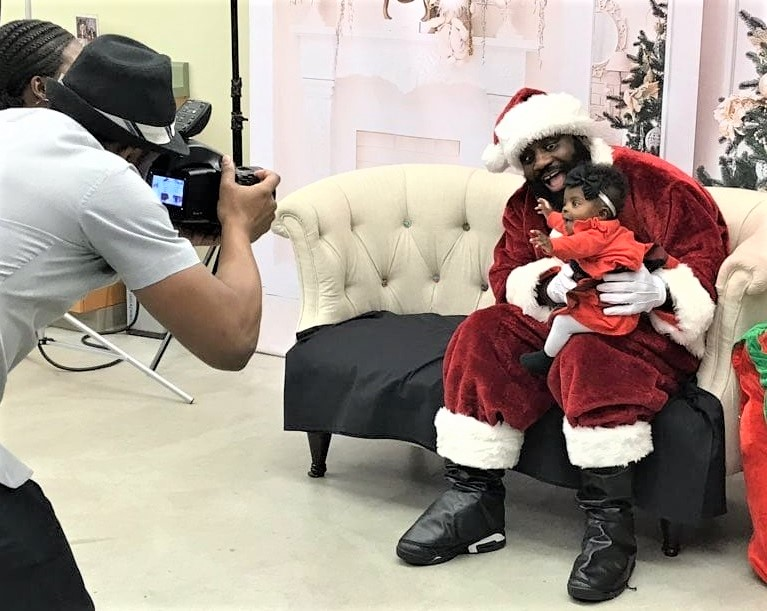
[284,311,726,522]
[285,311,463,448]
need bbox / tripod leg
[62,314,194,403]
[150,333,173,371]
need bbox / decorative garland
[291,1,547,64]
[434,1,547,63]
[428,0,474,61]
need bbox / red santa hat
[482,88,612,173]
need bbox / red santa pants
[437,304,700,470]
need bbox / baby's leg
[544,315,592,357]
[520,315,592,376]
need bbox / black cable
[37,337,123,372]
[37,296,143,372]
[80,297,142,349]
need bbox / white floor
[1,329,765,610]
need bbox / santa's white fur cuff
[505,257,563,322]
[650,264,716,358]
[435,408,524,469]
[563,418,653,468]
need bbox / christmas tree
[602,0,667,156]
[697,10,767,190]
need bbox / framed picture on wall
[75,15,98,45]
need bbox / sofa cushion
[284,311,464,448]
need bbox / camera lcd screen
[151,175,185,208]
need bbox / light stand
[229,0,247,167]
[59,314,193,403]
[37,311,194,403]
[130,0,247,373]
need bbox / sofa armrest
[697,248,767,474]
[717,231,767,296]
[273,200,361,332]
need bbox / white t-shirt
[0,108,202,486]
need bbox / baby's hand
[529,229,553,255]
[535,198,553,218]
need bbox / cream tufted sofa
[274,164,767,488]
[274,164,516,328]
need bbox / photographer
[0,19,82,110]
[0,33,278,609]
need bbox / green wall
[0,0,26,21]
[0,0,250,163]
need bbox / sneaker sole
[397,533,506,566]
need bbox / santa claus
[396,88,729,602]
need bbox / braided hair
[0,19,76,110]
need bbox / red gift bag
[733,322,767,583]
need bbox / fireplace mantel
[294,22,536,181]
[294,25,536,95]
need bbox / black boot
[396,460,506,566]
[567,465,637,602]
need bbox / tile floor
[1,329,765,610]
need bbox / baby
[519,162,666,375]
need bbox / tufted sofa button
[432,274,440,283]
[381,278,388,287]
[403,219,412,228]
[481,283,489,291]
[462,222,470,231]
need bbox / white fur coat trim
[649,264,716,358]
[490,92,610,172]
[505,257,563,322]
[563,418,653,468]
[435,407,524,469]
[589,138,614,166]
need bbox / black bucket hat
[46,34,188,156]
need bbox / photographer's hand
[140,156,281,370]
[217,155,280,242]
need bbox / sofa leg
[660,518,681,557]
[307,432,332,478]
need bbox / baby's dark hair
[0,19,75,110]
[564,162,628,217]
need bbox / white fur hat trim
[490,92,608,172]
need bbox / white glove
[597,265,668,316]
[546,265,576,304]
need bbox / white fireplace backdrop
[294,13,536,180]
[248,0,702,355]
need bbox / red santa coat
[546,212,652,335]
[436,145,729,470]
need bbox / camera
[147,141,260,225]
